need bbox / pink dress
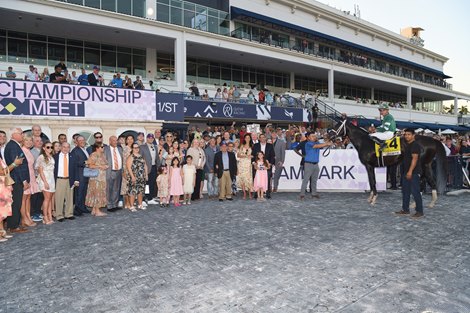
[253,161,268,192]
[169,167,183,196]
[0,158,13,219]
[22,147,40,195]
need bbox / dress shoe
[394,210,410,215]
[311,194,320,199]
[219,199,223,202]
[107,208,117,213]
[226,197,233,201]
[9,228,29,233]
[266,194,271,199]
[74,212,83,217]
[65,217,75,220]
[57,218,65,222]
[272,188,278,193]
[412,212,424,218]
[114,207,123,211]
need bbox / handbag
[2,164,15,187]
[83,167,99,178]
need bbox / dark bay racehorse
[330,120,447,206]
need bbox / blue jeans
[402,173,423,213]
[206,172,219,197]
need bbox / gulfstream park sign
[278,150,387,191]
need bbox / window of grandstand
[0,29,147,75]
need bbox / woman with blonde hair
[20,135,39,227]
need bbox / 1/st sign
[155,93,184,121]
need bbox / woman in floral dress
[237,134,253,199]
[85,144,108,217]
[127,143,148,211]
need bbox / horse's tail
[434,141,448,194]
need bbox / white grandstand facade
[1,0,470,130]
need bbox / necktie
[64,154,68,177]
[113,148,119,170]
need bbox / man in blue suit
[71,136,90,215]
[4,128,29,233]
[54,142,77,221]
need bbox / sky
[317,0,470,106]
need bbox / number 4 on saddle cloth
[375,136,401,157]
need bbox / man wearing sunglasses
[87,132,107,155]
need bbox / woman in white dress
[35,142,55,225]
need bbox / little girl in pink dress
[253,151,270,201]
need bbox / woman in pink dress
[168,157,183,207]
[0,157,22,242]
[253,151,270,201]
[20,135,40,227]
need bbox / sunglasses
[45,146,53,149]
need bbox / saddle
[374,135,401,157]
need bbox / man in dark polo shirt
[299,132,333,200]
[395,128,423,218]
[50,65,67,83]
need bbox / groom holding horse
[370,103,396,150]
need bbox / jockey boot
[370,136,386,151]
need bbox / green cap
[378,103,389,110]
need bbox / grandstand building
[1,0,469,140]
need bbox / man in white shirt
[104,136,123,212]
[24,65,38,81]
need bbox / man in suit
[271,131,286,193]
[104,136,123,212]
[71,135,90,215]
[87,66,103,86]
[140,133,160,204]
[53,142,76,221]
[252,133,275,198]
[4,128,29,233]
[214,142,237,201]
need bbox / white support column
[407,86,412,110]
[454,97,459,115]
[328,68,334,102]
[371,87,375,101]
[290,72,295,91]
[175,33,187,91]
[146,48,157,81]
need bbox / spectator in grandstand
[214,88,223,100]
[149,80,156,91]
[222,87,229,101]
[202,89,209,100]
[124,78,134,89]
[69,71,79,84]
[134,76,144,90]
[40,68,50,83]
[78,69,88,85]
[189,83,200,97]
[56,59,67,72]
[258,90,265,104]
[50,65,67,84]
[233,86,241,102]
[88,66,103,86]
[265,91,273,105]
[24,65,38,81]
[247,90,255,104]
[110,73,123,88]
[5,66,16,79]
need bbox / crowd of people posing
[0,124,336,243]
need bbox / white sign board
[277,150,387,191]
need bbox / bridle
[331,119,347,139]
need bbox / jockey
[370,103,396,149]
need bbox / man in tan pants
[214,142,237,202]
[53,142,77,221]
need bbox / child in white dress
[182,155,196,205]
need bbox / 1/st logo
[157,101,178,113]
